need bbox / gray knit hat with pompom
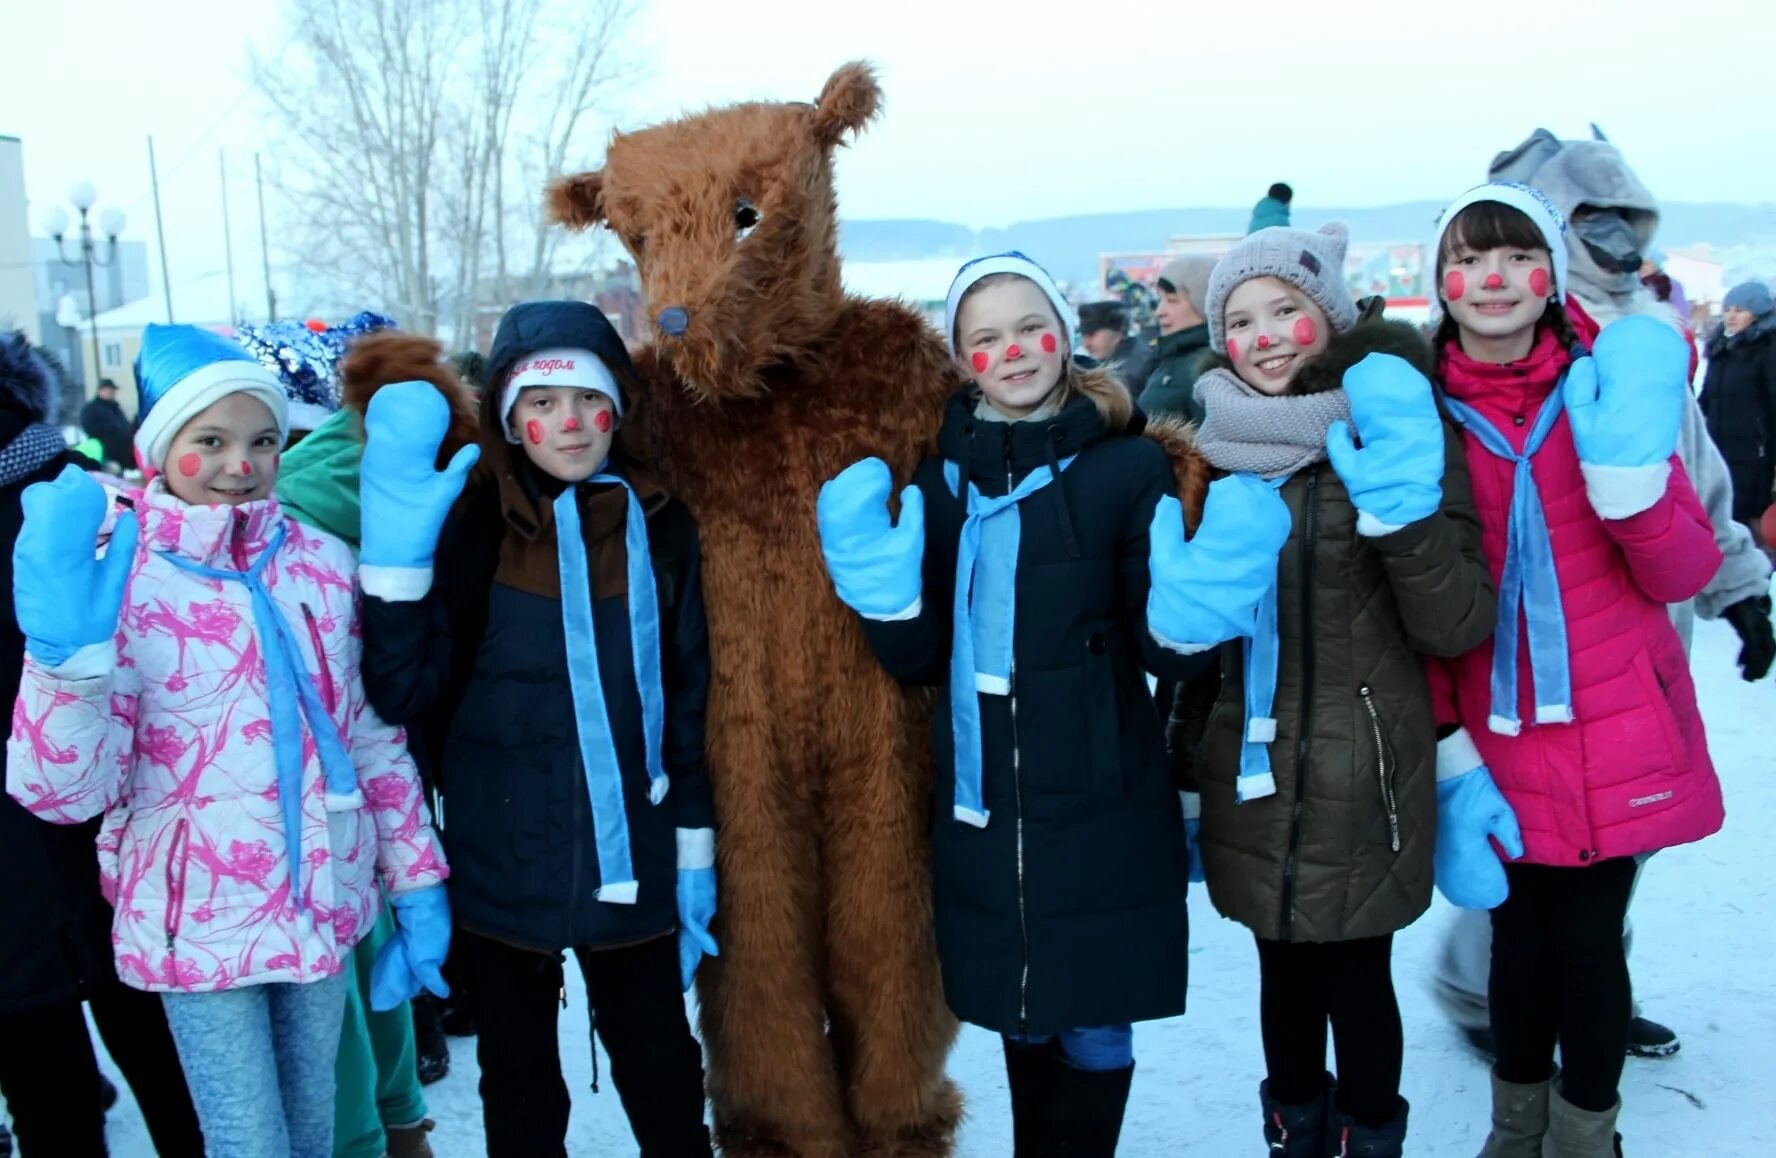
[1207,222,1358,353]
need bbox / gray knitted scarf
[0,425,67,488]
[1191,368,1352,479]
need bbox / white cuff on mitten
[1580,462,1670,521]
[862,596,922,623]
[44,642,117,682]
[676,827,715,871]
[360,565,435,602]
[1436,727,1486,782]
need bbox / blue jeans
[1006,1024,1133,1071]
[162,971,349,1158]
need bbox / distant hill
[840,202,1776,287]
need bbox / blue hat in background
[134,324,288,471]
[234,311,397,432]
[1724,281,1773,318]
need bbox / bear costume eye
[735,199,762,242]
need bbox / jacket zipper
[1278,470,1318,941]
[301,604,337,715]
[1004,427,1033,1032]
[164,817,192,950]
[1358,686,1401,853]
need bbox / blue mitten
[816,457,925,620]
[1564,315,1688,519]
[360,382,480,598]
[1433,729,1525,910]
[370,885,452,1012]
[1325,353,1445,536]
[1147,477,1291,653]
[1181,792,1206,884]
[675,828,718,992]
[13,465,138,668]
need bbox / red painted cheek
[1443,271,1466,302]
[1005,344,1022,360]
[1226,338,1240,363]
[1483,273,1505,290]
[525,420,545,446]
[971,352,990,373]
[1292,317,1319,347]
[1529,268,1551,298]
[594,411,613,433]
[1040,333,1057,354]
[176,453,202,478]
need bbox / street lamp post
[43,182,126,398]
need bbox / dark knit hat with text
[1206,222,1357,354]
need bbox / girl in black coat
[816,255,1238,1155]
[0,333,204,1157]
[1699,281,1776,532]
[357,303,716,1158]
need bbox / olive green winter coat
[1181,318,1496,943]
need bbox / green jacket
[274,408,364,550]
[1137,325,1213,424]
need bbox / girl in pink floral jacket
[6,325,448,1158]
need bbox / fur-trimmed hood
[1191,301,1436,399]
[0,331,60,422]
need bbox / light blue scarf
[942,454,1074,827]
[553,474,669,905]
[159,522,360,911]
[1443,381,1574,734]
[1236,474,1289,803]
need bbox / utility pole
[255,152,276,322]
[220,150,238,324]
[147,135,174,322]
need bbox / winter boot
[1003,1038,1058,1157]
[385,1118,436,1158]
[1259,1077,1331,1156]
[1479,1067,1554,1158]
[1041,1060,1134,1156]
[1329,1098,1408,1157]
[1541,1090,1621,1158]
[1625,1016,1679,1059]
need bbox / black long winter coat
[1,446,120,1015]
[1699,313,1776,524]
[862,391,1208,1037]
[361,465,715,953]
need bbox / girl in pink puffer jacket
[1426,185,1724,1157]
[6,325,449,1158]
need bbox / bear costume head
[548,62,882,402]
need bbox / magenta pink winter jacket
[6,484,447,993]
[1433,328,1726,866]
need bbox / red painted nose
[1006,344,1022,359]
[564,416,582,432]
[1257,335,1271,350]
[1483,273,1505,289]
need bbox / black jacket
[79,396,134,469]
[1,447,120,1014]
[860,391,1207,1036]
[1700,313,1776,524]
[361,470,713,953]
[1137,325,1213,425]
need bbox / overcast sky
[6,0,1772,291]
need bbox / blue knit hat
[134,324,288,471]
[1724,281,1773,318]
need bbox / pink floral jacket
[6,483,447,993]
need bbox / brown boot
[1479,1068,1552,1158]
[1541,1090,1621,1158]
[385,1118,436,1158]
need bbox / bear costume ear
[547,170,606,231]
[811,61,881,149]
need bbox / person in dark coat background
[1699,280,1776,536]
[1075,300,1152,394]
[77,378,134,471]
[358,302,717,1157]
[0,333,204,1157]
[1137,255,1218,425]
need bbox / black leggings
[454,929,711,1158]
[1489,857,1637,1113]
[1255,934,1403,1128]
[0,979,204,1157]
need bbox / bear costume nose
[657,306,690,338]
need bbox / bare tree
[253,0,641,342]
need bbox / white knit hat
[1431,182,1569,310]
[498,347,624,444]
[944,252,1073,353]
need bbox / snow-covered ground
[87,614,1774,1156]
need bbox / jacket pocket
[1082,629,1124,798]
[1631,650,1689,775]
[1357,686,1402,855]
[163,818,192,950]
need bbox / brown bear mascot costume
[547,63,963,1157]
